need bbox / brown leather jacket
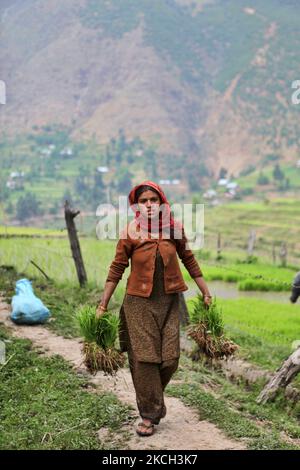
[106,221,203,297]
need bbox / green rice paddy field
[1,217,299,372]
[1,199,300,449]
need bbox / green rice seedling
[187,294,238,360]
[238,279,288,292]
[189,294,224,336]
[95,312,120,350]
[76,305,125,375]
[77,305,99,343]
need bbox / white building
[97,166,109,173]
[226,181,239,190]
[218,178,228,186]
[60,147,73,157]
[203,189,217,199]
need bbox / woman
[96,180,212,437]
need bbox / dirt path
[0,295,245,450]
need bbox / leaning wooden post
[256,346,300,404]
[64,200,87,287]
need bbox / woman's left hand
[203,294,212,308]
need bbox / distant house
[60,147,73,157]
[244,7,255,15]
[6,180,16,189]
[97,166,109,173]
[159,179,181,186]
[159,179,171,185]
[40,144,56,157]
[296,159,300,168]
[203,189,217,199]
[211,198,220,206]
[225,188,237,199]
[218,178,228,186]
[226,181,239,190]
[6,171,25,190]
[135,149,144,157]
[10,171,24,179]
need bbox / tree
[0,177,9,202]
[116,169,133,194]
[257,172,270,185]
[273,163,284,182]
[5,201,14,215]
[91,171,105,205]
[62,189,73,205]
[143,148,157,179]
[219,167,228,179]
[16,192,43,221]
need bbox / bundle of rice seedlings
[76,305,125,375]
[187,294,238,360]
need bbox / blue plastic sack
[11,278,51,325]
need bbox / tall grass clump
[187,294,238,360]
[76,305,125,375]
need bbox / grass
[0,325,133,450]
[0,265,124,339]
[0,236,128,290]
[203,198,300,266]
[0,225,65,237]
[167,353,300,450]
[1,251,299,372]
[1,262,299,450]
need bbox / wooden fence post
[217,232,222,259]
[279,242,287,267]
[64,200,87,287]
[247,230,256,257]
[272,242,276,265]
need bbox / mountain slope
[1,0,300,176]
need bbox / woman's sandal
[136,421,154,437]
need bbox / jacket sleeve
[175,227,203,279]
[106,230,133,283]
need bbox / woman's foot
[136,419,154,437]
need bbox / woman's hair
[134,185,162,204]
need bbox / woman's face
[137,189,161,219]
